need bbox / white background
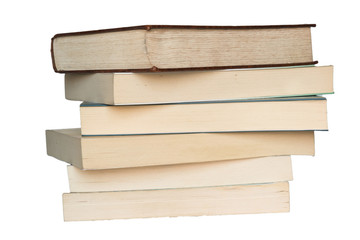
[1,0,359,239]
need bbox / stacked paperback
[46,24,333,221]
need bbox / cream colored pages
[63,182,289,221]
[80,98,328,135]
[65,66,333,105]
[46,129,314,169]
[67,156,293,192]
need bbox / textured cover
[51,24,317,73]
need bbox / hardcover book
[51,24,317,73]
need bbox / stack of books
[46,24,333,221]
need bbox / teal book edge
[81,130,326,137]
[80,95,328,107]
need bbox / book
[51,24,316,73]
[65,66,333,105]
[46,129,314,169]
[80,96,328,136]
[62,182,289,221]
[67,156,293,192]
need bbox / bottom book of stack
[63,156,292,221]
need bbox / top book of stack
[51,24,317,73]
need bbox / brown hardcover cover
[51,24,317,73]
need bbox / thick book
[80,96,328,136]
[46,129,314,169]
[65,66,333,105]
[67,156,293,192]
[51,24,317,73]
[63,182,289,221]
